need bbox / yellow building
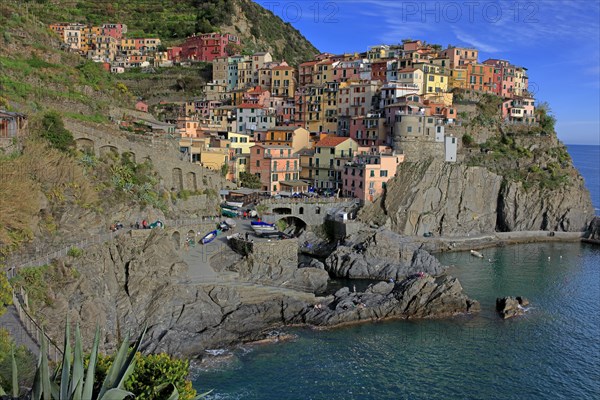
[449,68,468,90]
[419,64,448,95]
[313,136,358,190]
[313,60,335,84]
[258,126,309,153]
[271,66,296,98]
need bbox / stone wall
[260,200,356,226]
[65,119,236,193]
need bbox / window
[273,184,277,191]
[315,206,321,214]
[299,207,304,214]
[272,174,278,181]
[380,170,388,177]
[239,158,246,165]
[256,160,260,167]
[407,126,412,133]
[330,148,335,155]
[370,170,375,177]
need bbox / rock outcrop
[32,230,478,358]
[583,216,600,244]
[325,230,446,280]
[496,296,529,319]
[360,159,593,236]
[293,275,480,326]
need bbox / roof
[280,180,310,187]
[398,68,418,73]
[316,136,353,148]
[253,143,293,149]
[267,126,304,132]
[238,103,263,109]
[273,65,294,70]
[296,148,315,156]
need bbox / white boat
[470,250,484,258]
[227,232,242,240]
[224,218,237,228]
[251,224,277,233]
[225,201,244,209]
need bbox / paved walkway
[0,305,40,357]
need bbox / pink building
[194,99,222,119]
[501,96,536,122]
[342,150,404,202]
[101,24,127,40]
[135,100,149,113]
[180,33,240,62]
[249,144,300,193]
[167,46,182,62]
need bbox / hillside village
[3,23,538,203]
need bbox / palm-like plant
[1,321,208,399]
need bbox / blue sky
[256,0,600,145]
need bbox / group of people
[109,222,124,232]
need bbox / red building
[180,33,240,62]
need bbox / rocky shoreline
[24,217,598,360]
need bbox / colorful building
[313,136,359,190]
[249,144,300,193]
[180,33,240,62]
[342,150,403,202]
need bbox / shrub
[0,329,36,393]
[462,134,474,147]
[67,246,83,258]
[0,274,12,317]
[239,172,261,189]
[40,111,74,152]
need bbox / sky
[255,0,600,145]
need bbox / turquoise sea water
[193,146,600,399]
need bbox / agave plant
[0,320,207,400]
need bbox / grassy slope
[24,0,319,65]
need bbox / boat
[251,221,274,227]
[251,221,277,233]
[224,218,237,228]
[470,250,484,258]
[221,208,238,218]
[200,230,218,244]
[225,201,244,209]
[148,220,164,229]
[226,232,242,240]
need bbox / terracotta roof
[398,68,417,73]
[273,65,294,70]
[316,136,353,147]
[238,103,263,109]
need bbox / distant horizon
[255,0,600,146]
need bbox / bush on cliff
[39,111,75,153]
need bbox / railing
[11,288,63,363]
[259,197,354,205]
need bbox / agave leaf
[99,331,131,398]
[40,335,51,400]
[72,378,83,400]
[0,383,5,396]
[11,347,18,398]
[60,318,72,400]
[99,388,135,400]
[82,325,101,400]
[112,326,148,390]
[193,389,214,399]
[71,324,84,399]
[32,354,42,400]
[166,384,179,400]
[50,381,59,400]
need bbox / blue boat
[251,221,274,227]
[200,230,218,244]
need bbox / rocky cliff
[360,157,593,236]
[27,230,478,357]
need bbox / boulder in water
[496,296,529,319]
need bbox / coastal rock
[293,274,479,326]
[584,216,600,244]
[325,230,446,280]
[359,159,593,236]
[496,296,529,319]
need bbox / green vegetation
[0,275,12,316]
[535,102,557,133]
[40,111,75,152]
[0,329,36,394]
[462,134,474,147]
[469,93,503,127]
[24,0,318,64]
[67,247,83,258]
[96,352,200,400]
[9,265,53,312]
[239,172,261,189]
[0,322,208,399]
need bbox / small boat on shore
[226,232,242,240]
[225,201,244,209]
[251,221,277,233]
[221,208,238,218]
[200,230,218,244]
[225,218,237,228]
[470,249,484,258]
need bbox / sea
[192,145,600,400]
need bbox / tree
[40,111,74,153]
[220,163,228,177]
[536,101,556,133]
[239,172,261,189]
